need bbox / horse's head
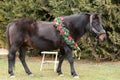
[85,13,106,42]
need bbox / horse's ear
[92,13,101,19]
[85,13,91,16]
[94,13,101,17]
[85,12,101,17]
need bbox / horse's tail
[6,23,11,50]
[6,23,16,68]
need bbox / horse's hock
[40,51,59,72]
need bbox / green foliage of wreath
[53,17,80,51]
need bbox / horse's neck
[64,14,87,41]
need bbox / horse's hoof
[29,73,34,76]
[9,75,15,78]
[73,75,79,79]
[59,74,64,77]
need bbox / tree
[0,0,120,61]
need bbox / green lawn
[0,57,120,80]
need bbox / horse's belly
[30,38,60,51]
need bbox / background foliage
[0,0,120,61]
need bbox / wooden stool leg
[54,53,58,72]
[40,53,45,71]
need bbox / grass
[0,56,120,80]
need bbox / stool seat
[40,51,59,72]
[0,48,8,55]
[41,51,58,54]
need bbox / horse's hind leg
[8,45,17,77]
[18,47,32,76]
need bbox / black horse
[6,12,106,78]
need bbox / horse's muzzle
[99,33,106,41]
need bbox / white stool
[0,48,8,55]
[40,51,59,72]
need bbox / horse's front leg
[64,45,79,78]
[57,48,65,76]
[18,47,32,76]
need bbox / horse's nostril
[99,33,106,41]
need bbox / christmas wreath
[53,17,80,51]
